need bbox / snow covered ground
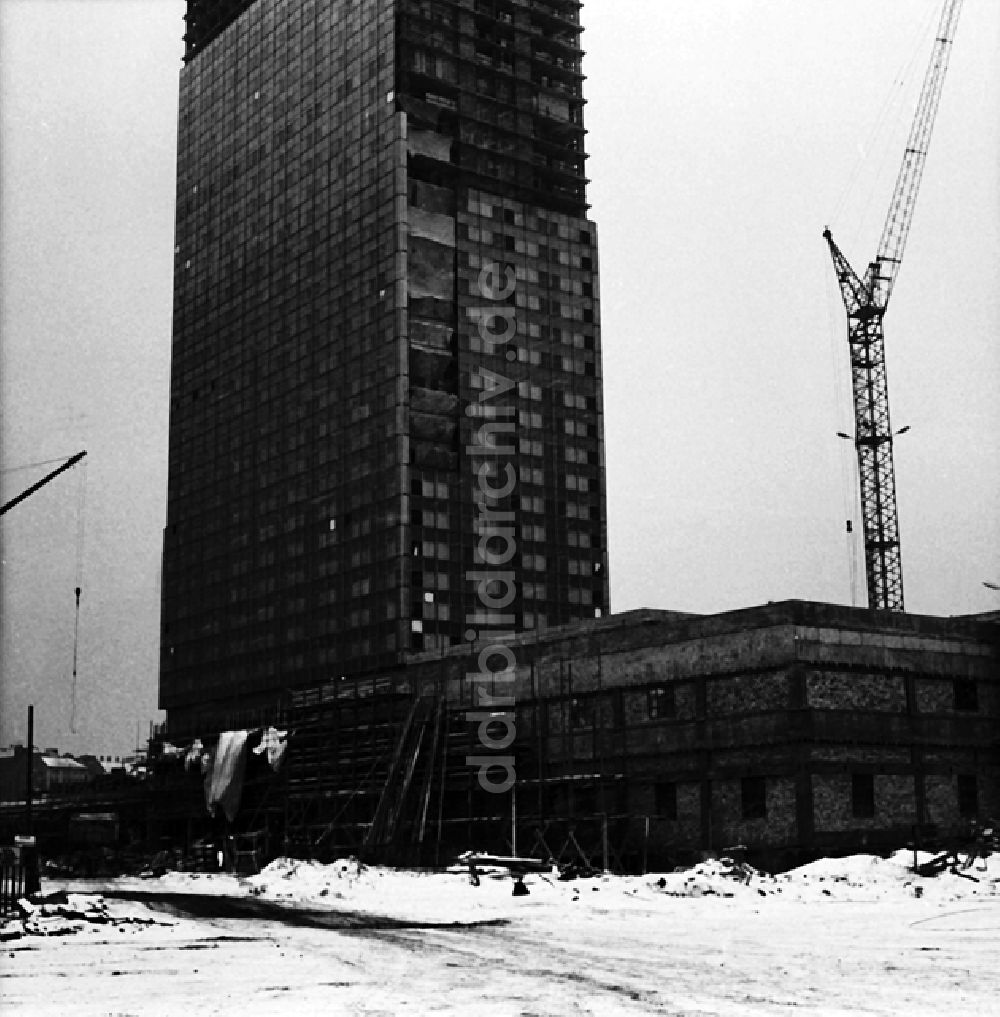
[2,850,998,1016]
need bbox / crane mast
[824,0,963,612]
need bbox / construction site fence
[0,846,26,915]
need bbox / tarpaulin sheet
[204,730,250,822]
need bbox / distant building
[38,755,90,793]
[75,755,108,780]
[0,748,90,801]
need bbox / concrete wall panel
[806,672,906,711]
[707,673,790,716]
[812,773,916,833]
[710,777,797,849]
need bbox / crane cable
[70,457,87,733]
[0,454,83,475]
[824,250,860,607]
[830,0,941,252]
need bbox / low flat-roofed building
[281,600,998,870]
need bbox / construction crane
[0,450,88,515]
[1,449,89,730]
[824,0,963,612]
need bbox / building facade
[279,601,999,870]
[161,0,608,732]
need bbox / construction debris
[914,820,996,879]
[0,890,160,940]
[651,856,770,897]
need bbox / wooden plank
[416,698,444,844]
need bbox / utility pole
[24,705,33,836]
[22,705,40,893]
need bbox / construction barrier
[0,845,26,916]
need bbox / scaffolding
[282,669,666,871]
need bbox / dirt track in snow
[3,881,999,1016]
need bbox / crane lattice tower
[824,0,963,611]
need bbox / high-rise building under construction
[160,0,608,732]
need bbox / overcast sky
[1,0,997,756]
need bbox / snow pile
[780,849,1000,903]
[1,891,159,940]
[245,856,361,900]
[231,849,1000,914]
[642,857,773,898]
[242,856,551,922]
[638,850,1000,904]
